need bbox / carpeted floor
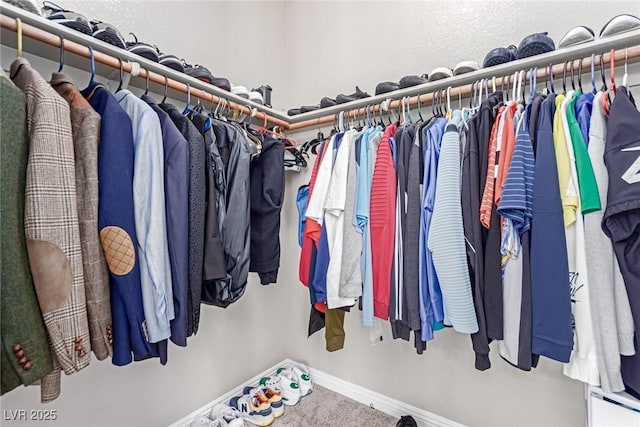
[272,385,398,427]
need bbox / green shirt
[567,90,601,214]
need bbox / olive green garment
[325,308,346,352]
[567,90,601,214]
[0,73,54,395]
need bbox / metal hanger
[549,63,555,94]
[143,69,150,95]
[416,94,424,122]
[182,83,192,115]
[622,48,629,88]
[58,36,64,72]
[563,60,569,93]
[578,59,584,92]
[87,46,96,87]
[116,58,124,92]
[600,52,607,91]
[161,75,169,103]
[590,54,597,94]
[570,59,576,91]
[609,48,617,95]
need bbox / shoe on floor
[375,81,400,95]
[242,386,284,418]
[209,404,244,427]
[229,394,273,427]
[190,416,226,427]
[91,20,127,49]
[42,1,92,35]
[126,33,159,62]
[399,74,427,89]
[278,362,313,397]
[516,32,555,59]
[396,415,418,427]
[259,372,301,406]
[482,45,517,68]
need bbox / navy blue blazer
[81,83,152,365]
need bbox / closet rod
[0,8,290,129]
[289,33,640,131]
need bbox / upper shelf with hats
[1,2,640,133]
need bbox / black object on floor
[396,415,417,427]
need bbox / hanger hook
[117,58,124,92]
[15,18,22,58]
[570,59,576,91]
[599,52,607,91]
[88,46,96,86]
[563,60,569,93]
[577,59,583,92]
[161,75,169,103]
[58,36,65,72]
[549,63,555,93]
[610,48,617,94]
[143,69,150,95]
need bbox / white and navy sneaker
[242,386,284,418]
[259,373,301,406]
[229,394,273,427]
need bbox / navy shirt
[142,95,190,347]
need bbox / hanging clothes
[585,90,636,393]
[160,103,206,335]
[51,72,112,361]
[250,133,285,285]
[81,81,151,367]
[602,86,640,398]
[143,95,190,347]
[0,71,54,395]
[11,57,91,403]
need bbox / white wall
[2,1,640,426]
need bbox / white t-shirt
[325,129,358,309]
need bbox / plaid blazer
[11,58,91,402]
[0,73,54,396]
[51,73,112,361]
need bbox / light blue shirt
[116,90,173,343]
[359,127,382,326]
[419,118,447,342]
[428,111,478,334]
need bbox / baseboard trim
[170,358,463,427]
[308,366,464,427]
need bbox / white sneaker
[190,416,225,427]
[229,394,273,427]
[259,373,301,406]
[210,404,244,427]
[277,365,313,397]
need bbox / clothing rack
[0,3,290,129]
[2,3,640,134]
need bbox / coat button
[73,338,83,344]
[15,349,25,358]
[23,361,33,370]
[75,345,84,352]
[78,350,86,358]
[12,344,22,353]
[18,356,27,365]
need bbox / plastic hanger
[599,52,607,91]
[161,75,169,103]
[87,46,96,87]
[445,87,452,120]
[416,94,424,122]
[58,36,65,72]
[562,61,570,94]
[570,60,576,92]
[116,58,125,92]
[492,76,497,94]
[16,18,22,58]
[549,63,555,94]
[511,71,518,102]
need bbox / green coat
[1,74,53,395]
